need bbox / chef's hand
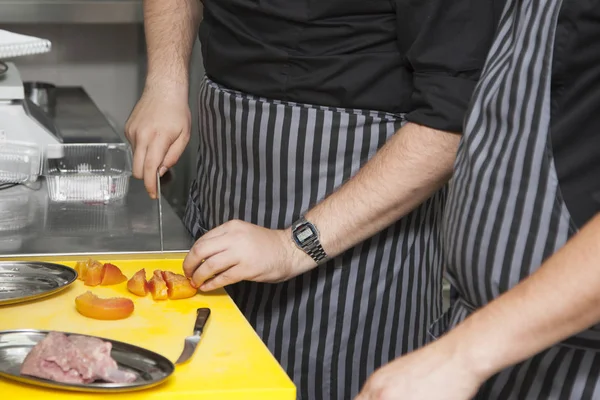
[125,84,190,198]
[355,340,484,400]
[182,220,316,291]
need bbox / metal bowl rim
[0,261,78,306]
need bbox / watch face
[297,227,314,242]
[296,225,315,244]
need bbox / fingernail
[159,166,168,176]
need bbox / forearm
[303,122,459,258]
[446,213,600,380]
[143,0,202,93]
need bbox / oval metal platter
[0,330,175,392]
[0,261,78,306]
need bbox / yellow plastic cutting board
[0,254,296,399]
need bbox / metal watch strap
[305,240,328,264]
[292,216,328,264]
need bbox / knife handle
[194,308,211,335]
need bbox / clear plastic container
[0,184,38,232]
[0,140,43,184]
[44,143,132,203]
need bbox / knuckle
[182,264,192,277]
[191,270,204,287]
[230,219,244,227]
[138,128,156,140]
[191,244,204,258]
[229,231,243,242]
[217,272,232,285]
[370,375,385,388]
[219,268,234,279]
[377,387,394,400]
[224,220,239,230]
[202,259,217,275]
[144,160,159,173]
[366,381,388,400]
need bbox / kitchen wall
[2,23,204,216]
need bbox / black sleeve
[396,0,506,132]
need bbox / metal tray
[0,330,175,392]
[0,262,77,305]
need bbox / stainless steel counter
[43,86,126,144]
[0,0,143,24]
[0,87,194,257]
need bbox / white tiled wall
[2,24,142,131]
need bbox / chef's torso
[199,0,407,113]
[198,0,503,118]
[443,0,600,345]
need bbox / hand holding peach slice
[75,291,134,320]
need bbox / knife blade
[156,171,164,252]
[175,308,211,365]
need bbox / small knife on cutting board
[175,308,211,365]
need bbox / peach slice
[75,291,134,320]
[83,260,104,287]
[74,258,97,281]
[100,263,128,286]
[148,270,168,300]
[127,269,149,297]
[162,271,198,300]
[73,259,86,280]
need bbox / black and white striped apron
[435,0,600,398]
[184,77,447,400]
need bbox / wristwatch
[291,215,328,264]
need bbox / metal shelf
[0,0,143,24]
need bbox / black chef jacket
[198,0,505,133]
[550,0,600,228]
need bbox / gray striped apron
[435,0,600,398]
[184,77,447,400]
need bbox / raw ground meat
[20,332,137,384]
